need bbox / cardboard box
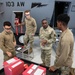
[22,64,46,75]
[3,57,24,75]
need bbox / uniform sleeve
[0,35,7,53]
[54,39,71,69]
[33,19,37,34]
[46,30,56,44]
[13,33,16,42]
[21,18,25,25]
[13,33,16,47]
[39,28,43,39]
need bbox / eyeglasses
[5,28,11,30]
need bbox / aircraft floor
[16,36,75,68]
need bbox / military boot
[22,46,28,54]
[29,47,33,54]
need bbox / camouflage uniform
[23,17,37,51]
[0,30,16,61]
[54,28,74,75]
[39,26,56,67]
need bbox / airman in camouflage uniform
[0,21,16,61]
[21,10,37,53]
[49,14,74,75]
[39,19,56,67]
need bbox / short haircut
[42,19,47,23]
[3,21,11,27]
[24,10,30,13]
[57,14,70,25]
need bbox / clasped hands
[41,39,47,46]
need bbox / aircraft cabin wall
[68,0,75,29]
[0,0,55,34]
[0,0,75,34]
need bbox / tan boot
[23,50,28,54]
[22,46,28,54]
[23,45,27,49]
[29,47,33,54]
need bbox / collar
[43,25,50,31]
[4,30,12,35]
[60,28,69,38]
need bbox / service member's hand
[43,40,47,44]
[49,66,56,72]
[42,42,45,46]
[41,39,47,46]
[31,33,35,36]
[6,51,12,57]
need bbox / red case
[4,57,24,75]
[22,64,37,75]
[33,66,46,75]
[22,64,46,75]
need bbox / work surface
[0,62,61,75]
[0,69,61,75]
